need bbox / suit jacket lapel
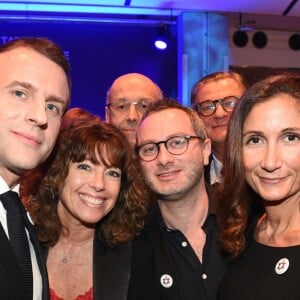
[0,223,31,299]
[204,155,219,214]
[22,209,50,300]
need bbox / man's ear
[202,138,211,166]
[105,106,110,122]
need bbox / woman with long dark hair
[218,73,300,299]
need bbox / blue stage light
[154,37,167,50]
[154,24,168,50]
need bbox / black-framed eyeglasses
[136,135,205,162]
[106,99,151,115]
[192,95,239,117]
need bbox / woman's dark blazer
[93,226,131,300]
[42,224,132,300]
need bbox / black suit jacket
[93,226,131,300]
[204,154,213,187]
[204,155,221,214]
[0,206,49,300]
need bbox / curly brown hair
[22,110,149,247]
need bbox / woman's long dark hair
[218,73,300,258]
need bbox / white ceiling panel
[1,0,299,18]
[129,0,299,16]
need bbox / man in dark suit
[191,72,247,211]
[0,37,70,299]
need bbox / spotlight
[289,33,300,51]
[154,37,168,50]
[154,24,168,50]
[252,31,268,49]
[233,30,248,47]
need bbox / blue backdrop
[0,18,177,118]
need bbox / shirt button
[181,241,188,247]
[202,273,208,280]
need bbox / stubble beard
[145,161,204,203]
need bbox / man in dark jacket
[191,71,247,186]
[128,99,226,300]
[190,71,247,212]
[0,37,70,300]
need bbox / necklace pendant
[62,257,68,263]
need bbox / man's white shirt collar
[0,176,19,194]
[209,154,223,185]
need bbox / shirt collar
[0,176,19,194]
[210,154,223,185]
[153,203,213,232]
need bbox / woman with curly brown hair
[218,73,300,300]
[22,109,148,300]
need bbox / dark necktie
[1,191,33,298]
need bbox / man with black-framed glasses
[105,73,163,146]
[191,71,247,187]
[128,99,227,300]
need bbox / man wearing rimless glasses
[128,99,227,300]
[191,71,247,188]
[105,73,163,146]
